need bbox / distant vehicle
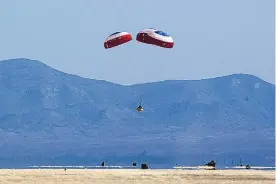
[136,28,174,48]
[104,31,132,49]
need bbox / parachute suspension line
[132,87,139,105]
[100,58,104,71]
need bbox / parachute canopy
[136,28,174,48]
[104,31,132,49]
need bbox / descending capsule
[104,31,132,49]
[136,105,144,112]
[136,28,174,48]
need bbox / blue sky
[0,0,274,85]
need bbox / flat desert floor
[0,169,274,184]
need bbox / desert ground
[0,169,274,184]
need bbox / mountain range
[0,58,274,168]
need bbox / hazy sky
[0,0,274,85]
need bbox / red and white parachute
[136,28,174,48]
[104,31,132,49]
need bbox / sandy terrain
[0,169,274,184]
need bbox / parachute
[136,28,174,48]
[104,31,132,49]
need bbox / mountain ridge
[0,58,273,86]
[0,58,274,167]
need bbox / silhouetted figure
[132,162,137,167]
[239,158,242,166]
[246,164,251,169]
[101,161,105,167]
[141,163,148,169]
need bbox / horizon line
[0,57,274,86]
